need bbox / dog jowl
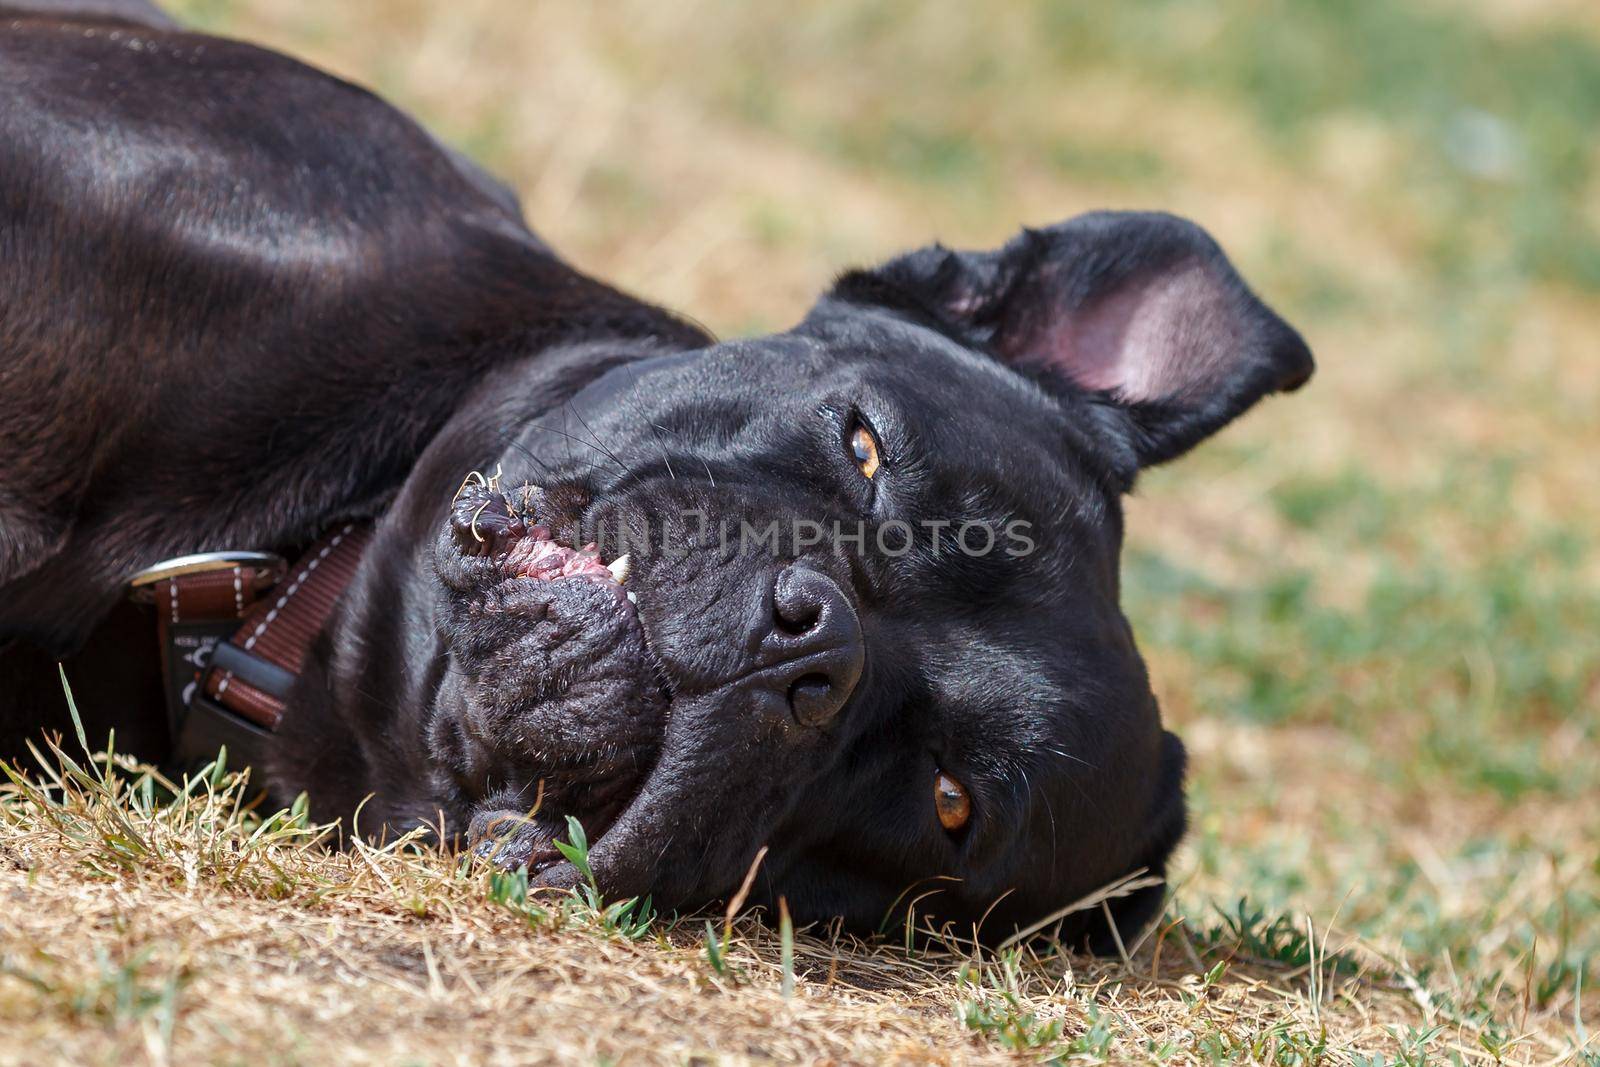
[276,212,1312,950]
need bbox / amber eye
[849,421,881,479]
[934,770,971,833]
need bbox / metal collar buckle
[126,550,288,772]
[127,550,287,600]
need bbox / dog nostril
[772,569,826,634]
[774,597,820,635]
[787,673,838,727]
[768,565,864,728]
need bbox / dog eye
[934,770,971,833]
[848,420,881,479]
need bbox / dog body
[0,0,706,747]
[1,2,1312,944]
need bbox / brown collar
[128,522,372,771]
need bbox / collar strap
[200,522,370,730]
[128,522,372,770]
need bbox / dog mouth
[443,480,666,873]
[450,479,633,586]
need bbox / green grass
[691,0,1600,295]
[1049,0,1600,292]
[1128,446,1598,795]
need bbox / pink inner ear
[1012,261,1243,405]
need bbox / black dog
[0,0,1312,947]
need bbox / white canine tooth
[606,554,632,585]
[626,590,638,604]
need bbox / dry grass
[0,731,1554,1066]
[4,1,1597,1063]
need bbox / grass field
[3,1,1598,1062]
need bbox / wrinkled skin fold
[0,0,1312,949]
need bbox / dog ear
[830,211,1313,468]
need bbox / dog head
[428,211,1312,946]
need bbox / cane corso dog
[0,0,1312,947]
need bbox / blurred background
[173,0,1597,1018]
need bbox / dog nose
[767,565,864,727]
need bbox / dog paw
[468,807,561,872]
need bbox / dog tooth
[626,590,638,604]
[607,554,632,585]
